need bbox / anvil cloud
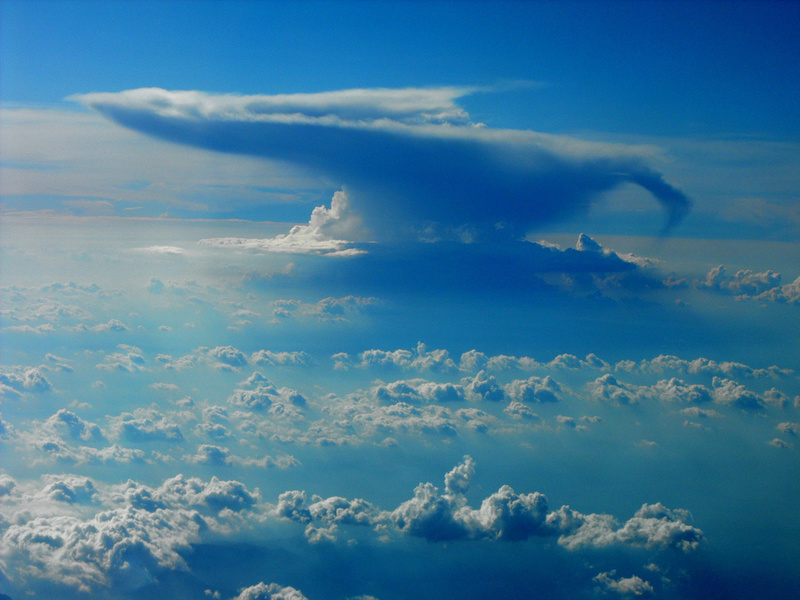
[74,87,690,241]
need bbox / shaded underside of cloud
[74,87,690,240]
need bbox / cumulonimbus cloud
[73,87,690,241]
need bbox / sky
[1,1,800,599]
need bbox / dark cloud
[75,87,690,240]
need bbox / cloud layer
[75,87,691,240]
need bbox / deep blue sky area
[1,2,800,600]
[3,0,800,136]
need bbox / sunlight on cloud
[199,190,367,256]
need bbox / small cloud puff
[200,190,366,256]
[594,571,655,597]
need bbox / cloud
[594,571,654,597]
[75,87,690,240]
[43,409,105,442]
[620,354,791,379]
[200,190,365,256]
[588,374,646,406]
[387,458,704,549]
[504,375,564,403]
[109,408,184,442]
[40,475,98,504]
[233,582,310,600]
[90,318,130,332]
[777,422,800,437]
[334,342,459,372]
[711,377,766,411]
[695,265,800,305]
[209,345,249,367]
[270,456,704,550]
[371,379,466,404]
[0,474,263,593]
[0,367,53,393]
[250,350,314,367]
[135,245,185,255]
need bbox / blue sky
[2,2,800,599]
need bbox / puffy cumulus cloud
[89,318,130,332]
[96,344,147,372]
[20,427,147,466]
[109,408,184,442]
[0,366,53,394]
[0,506,203,592]
[387,458,704,549]
[42,409,105,442]
[273,490,380,542]
[559,502,704,553]
[227,380,307,420]
[0,474,17,496]
[200,190,365,257]
[613,503,704,552]
[187,443,235,466]
[194,406,232,441]
[250,350,314,367]
[503,401,541,421]
[762,388,793,409]
[574,234,660,271]
[504,375,564,403]
[754,274,800,304]
[40,474,97,504]
[349,402,459,440]
[459,350,541,372]
[696,265,800,306]
[588,374,647,406]
[769,438,793,449]
[650,378,713,404]
[0,474,263,594]
[696,265,782,296]
[461,370,505,402]
[76,87,690,242]
[152,474,260,514]
[617,354,792,380]
[593,571,654,597]
[711,377,766,411]
[592,375,731,408]
[186,444,298,470]
[209,345,249,368]
[777,422,800,437]
[335,342,457,372]
[233,582,310,600]
[371,379,466,405]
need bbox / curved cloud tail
[628,170,692,234]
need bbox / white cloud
[711,377,766,411]
[594,571,654,597]
[109,408,184,442]
[233,582,310,600]
[504,375,563,403]
[200,190,366,256]
[250,350,314,367]
[0,366,53,393]
[135,245,185,255]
